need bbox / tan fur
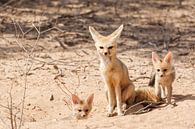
[89,25,135,116]
[134,87,161,103]
[71,94,94,119]
[151,51,175,104]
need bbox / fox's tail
[134,86,161,103]
[125,86,163,115]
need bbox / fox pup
[149,51,175,104]
[89,25,135,116]
[71,94,94,119]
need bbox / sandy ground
[0,0,195,129]
[0,44,194,129]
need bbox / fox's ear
[71,94,80,104]
[86,94,94,105]
[163,51,172,64]
[89,26,102,43]
[152,52,160,64]
[109,24,123,42]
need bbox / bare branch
[125,101,164,115]
[8,85,14,129]
[132,76,150,82]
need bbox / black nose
[82,114,86,117]
[160,75,163,77]
[104,52,107,55]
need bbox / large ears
[71,94,81,104]
[109,24,123,41]
[89,26,102,43]
[86,94,94,105]
[163,51,172,64]
[89,25,123,43]
[152,52,160,65]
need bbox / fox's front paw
[107,105,114,117]
[106,112,114,117]
[166,99,171,104]
[161,95,166,99]
[117,111,125,116]
[165,103,176,109]
[122,103,127,111]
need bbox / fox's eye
[78,109,82,112]
[85,109,89,112]
[108,46,113,49]
[99,46,104,49]
[157,69,160,72]
[163,69,167,72]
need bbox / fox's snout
[97,48,112,57]
[102,51,111,56]
[103,51,110,56]
[79,112,88,118]
[157,70,165,78]
[81,113,87,117]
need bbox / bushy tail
[134,86,161,103]
[125,87,163,115]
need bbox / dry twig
[132,76,150,82]
[125,101,164,115]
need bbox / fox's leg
[103,75,116,117]
[115,86,124,116]
[106,85,116,117]
[105,90,116,109]
[160,86,166,99]
[166,85,172,104]
[122,84,135,106]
